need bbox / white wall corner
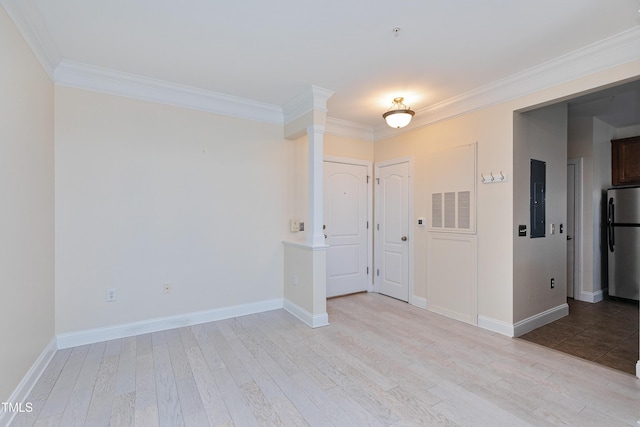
[410,296,428,310]
[477,316,515,337]
[513,303,569,337]
[283,299,329,328]
[1,0,62,79]
[0,337,57,427]
[577,289,604,303]
[57,299,283,349]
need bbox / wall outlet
[290,219,299,232]
[163,284,171,294]
[106,288,117,302]
[550,278,555,289]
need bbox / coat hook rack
[480,170,507,184]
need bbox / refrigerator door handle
[608,197,615,252]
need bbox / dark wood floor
[519,297,639,375]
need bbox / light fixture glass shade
[383,97,415,128]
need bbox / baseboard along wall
[57,298,284,349]
[0,338,57,427]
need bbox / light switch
[518,225,527,237]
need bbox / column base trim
[283,299,329,328]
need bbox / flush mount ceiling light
[383,97,415,128]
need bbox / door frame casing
[567,157,584,301]
[374,156,415,302]
[324,155,374,292]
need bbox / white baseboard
[0,337,57,427]
[478,316,515,337]
[480,304,572,339]
[427,305,477,327]
[576,289,604,303]
[513,303,569,337]
[57,299,284,349]
[636,360,640,379]
[410,296,427,310]
[283,299,329,328]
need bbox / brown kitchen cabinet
[611,136,640,186]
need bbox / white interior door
[375,160,410,302]
[324,160,370,298]
[567,162,576,299]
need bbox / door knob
[401,236,407,241]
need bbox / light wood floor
[11,293,640,426]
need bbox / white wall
[374,59,640,328]
[375,105,514,324]
[513,103,568,323]
[0,6,55,401]
[568,116,616,299]
[55,86,293,334]
[568,116,595,296]
[591,118,616,294]
[325,134,374,162]
[290,134,308,242]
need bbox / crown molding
[5,0,638,140]
[55,60,284,124]
[1,0,61,79]
[374,26,640,142]
[282,85,335,125]
[325,117,374,142]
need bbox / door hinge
[367,175,370,184]
[377,269,380,276]
[367,266,369,275]
[366,221,369,229]
[377,223,380,231]
[376,178,380,184]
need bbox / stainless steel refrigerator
[607,186,640,301]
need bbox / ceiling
[11,0,640,130]
[568,79,640,129]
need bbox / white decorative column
[282,86,333,328]
[306,124,325,247]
